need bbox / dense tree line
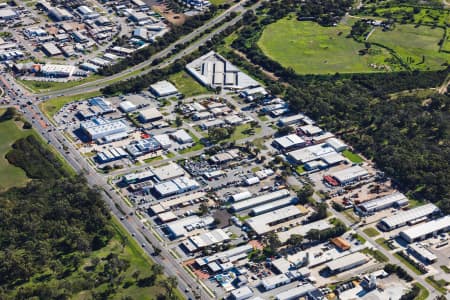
[6,135,70,179]
[0,176,112,292]
[227,0,450,213]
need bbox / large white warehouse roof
[230,189,290,212]
[400,216,450,243]
[379,203,440,230]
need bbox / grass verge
[363,227,380,237]
[425,276,448,294]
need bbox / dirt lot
[152,3,186,25]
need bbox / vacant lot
[368,24,448,71]
[0,115,31,190]
[18,75,103,93]
[39,91,102,120]
[258,18,393,74]
[169,71,209,97]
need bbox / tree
[132,270,140,281]
[175,116,183,127]
[287,234,303,247]
[198,203,209,216]
[151,264,164,276]
[163,276,178,299]
[208,127,232,143]
[296,185,314,204]
[153,247,161,256]
[277,125,293,136]
[23,121,32,129]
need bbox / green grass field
[18,75,103,93]
[258,18,394,74]
[368,24,448,71]
[39,91,102,120]
[225,123,262,142]
[169,71,209,97]
[342,149,364,163]
[0,115,32,191]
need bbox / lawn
[18,75,103,93]
[425,276,449,294]
[368,24,448,71]
[361,248,388,263]
[353,233,366,244]
[39,91,102,120]
[363,227,380,237]
[394,252,423,275]
[295,165,306,174]
[0,115,32,191]
[143,156,163,163]
[258,18,393,74]
[440,265,450,274]
[226,123,262,142]
[376,237,397,250]
[168,71,209,97]
[413,283,430,300]
[342,149,364,163]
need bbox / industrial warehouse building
[325,137,348,152]
[356,192,409,216]
[229,190,252,202]
[170,129,193,144]
[195,244,254,267]
[153,176,199,198]
[80,118,129,141]
[250,197,298,216]
[41,42,62,56]
[149,192,206,214]
[276,284,321,300]
[287,143,336,164]
[273,134,306,151]
[246,205,306,235]
[261,274,291,291]
[407,243,437,264]
[119,100,137,113]
[182,229,230,252]
[230,189,290,212]
[40,64,76,77]
[150,80,179,97]
[278,114,305,127]
[326,252,368,274]
[378,203,440,231]
[399,216,450,243]
[126,138,161,157]
[230,286,253,300]
[138,107,163,123]
[186,51,260,89]
[0,8,18,20]
[329,165,369,185]
[166,215,214,239]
